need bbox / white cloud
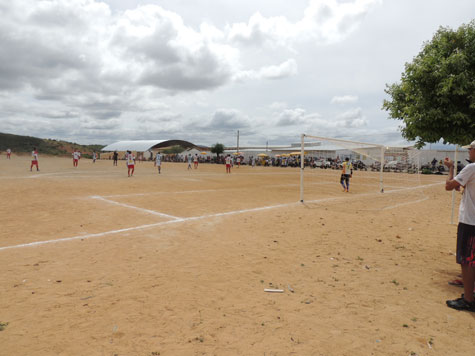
[234,59,298,81]
[331,95,359,104]
[228,0,382,48]
[335,107,368,127]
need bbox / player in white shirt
[236,156,241,168]
[6,148,11,159]
[72,149,80,167]
[126,150,135,177]
[225,155,232,174]
[187,154,192,170]
[155,152,162,174]
[92,151,97,163]
[193,154,198,169]
[30,148,39,171]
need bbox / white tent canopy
[101,140,166,152]
[101,140,206,152]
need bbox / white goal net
[298,134,422,203]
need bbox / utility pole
[237,130,239,153]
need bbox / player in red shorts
[126,150,135,177]
[30,148,39,171]
[72,149,80,167]
[6,148,11,159]
[225,154,232,174]
[193,154,198,169]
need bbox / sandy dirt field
[0,154,473,356]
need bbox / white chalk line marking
[0,181,442,252]
[381,196,430,211]
[91,196,181,221]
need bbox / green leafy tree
[383,21,475,148]
[210,143,225,159]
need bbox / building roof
[101,140,208,152]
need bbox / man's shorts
[456,222,475,266]
[31,160,38,165]
[127,164,134,169]
[340,174,350,183]
[73,159,78,163]
[226,164,231,168]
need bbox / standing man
[187,154,192,170]
[30,148,39,171]
[340,157,353,192]
[6,148,11,159]
[113,150,118,166]
[92,151,97,163]
[126,150,135,177]
[225,154,232,174]
[236,155,241,168]
[72,149,80,167]
[444,140,475,312]
[193,154,199,169]
[155,152,162,174]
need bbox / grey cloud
[336,107,368,128]
[205,109,250,130]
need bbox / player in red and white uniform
[236,156,241,168]
[6,148,11,159]
[30,148,39,171]
[126,150,135,177]
[72,149,80,167]
[225,155,232,174]
[193,154,198,169]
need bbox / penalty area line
[90,196,181,220]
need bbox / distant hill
[0,132,104,158]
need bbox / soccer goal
[298,134,426,203]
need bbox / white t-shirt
[7,149,11,154]
[127,154,135,165]
[193,155,198,162]
[225,156,231,165]
[155,154,162,165]
[455,163,475,226]
[188,155,192,163]
[73,151,80,160]
[32,151,38,161]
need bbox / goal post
[299,134,386,203]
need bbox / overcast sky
[0,0,473,146]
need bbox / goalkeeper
[340,157,353,192]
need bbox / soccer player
[187,154,192,170]
[30,148,39,171]
[340,157,353,192]
[193,154,198,169]
[92,151,97,163]
[236,155,241,168]
[444,140,475,312]
[113,150,118,166]
[6,148,11,159]
[126,150,135,177]
[225,154,232,174]
[72,149,80,167]
[155,152,162,174]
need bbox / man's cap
[462,140,475,149]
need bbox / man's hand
[444,158,454,168]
